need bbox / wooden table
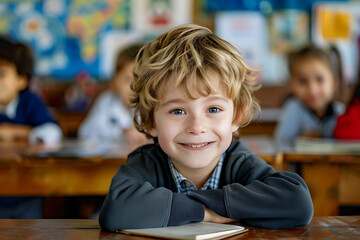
[240,136,282,171]
[2,137,359,218]
[0,137,280,197]
[0,216,359,239]
[284,152,360,216]
[0,141,133,196]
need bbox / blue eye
[208,107,220,113]
[171,109,185,115]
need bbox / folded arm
[99,164,205,232]
[188,154,314,228]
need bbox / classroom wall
[1,0,358,83]
[0,0,358,133]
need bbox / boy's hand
[0,123,31,141]
[203,207,236,224]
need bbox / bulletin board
[209,0,351,85]
[0,0,131,79]
[312,1,360,83]
[215,10,310,84]
[0,0,192,80]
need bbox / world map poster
[0,0,131,79]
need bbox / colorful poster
[267,10,310,83]
[0,0,131,79]
[319,7,351,40]
[215,10,310,84]
[313,2,360,83]
[99,30,143,78]
[215,12,269,83]
[132,0,193,36]
[269,10,309,54]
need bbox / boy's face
[148,76,239,175]
[111,61,134,108]
[290,58,336,114]
[0,60,27,107]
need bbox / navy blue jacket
[0,90,57,126]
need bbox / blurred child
[0,36,62,218]
[78,44,148,145]
[99,24,313,231]
[334,77,360,139]
[275,45,346,147]
[0,36,62,144]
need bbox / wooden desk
[284,152,360,216]
[0,216,359,239]
[241,121,277,136]
[0,137,280,197]
[4,137,359,218]
[241,136,283,171]
[0,141,134,196]
[55,111,87,138]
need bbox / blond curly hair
[131,24,260,139]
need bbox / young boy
[0,36,62,218]
[99,24,313,231]
[78,44,147,145]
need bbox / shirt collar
[168,153,225,194]
[0,95,19,119]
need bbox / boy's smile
[179,141,215,150]
[149,75,239,182]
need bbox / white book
[118,222,248,240]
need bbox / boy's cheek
[16,75,28,91]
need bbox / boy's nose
[186,115,206,135]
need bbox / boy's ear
[231,123,240,133]
[231,109,242,132]
[147,127,158,137]
[17,75,28,91]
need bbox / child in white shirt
[78,44,148,145]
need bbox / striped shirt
[168,153,225,194]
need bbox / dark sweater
[99,141,313,231]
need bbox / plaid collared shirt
[168,153,225,194]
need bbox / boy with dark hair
[0,36,62,218]
[0,36,62,144]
